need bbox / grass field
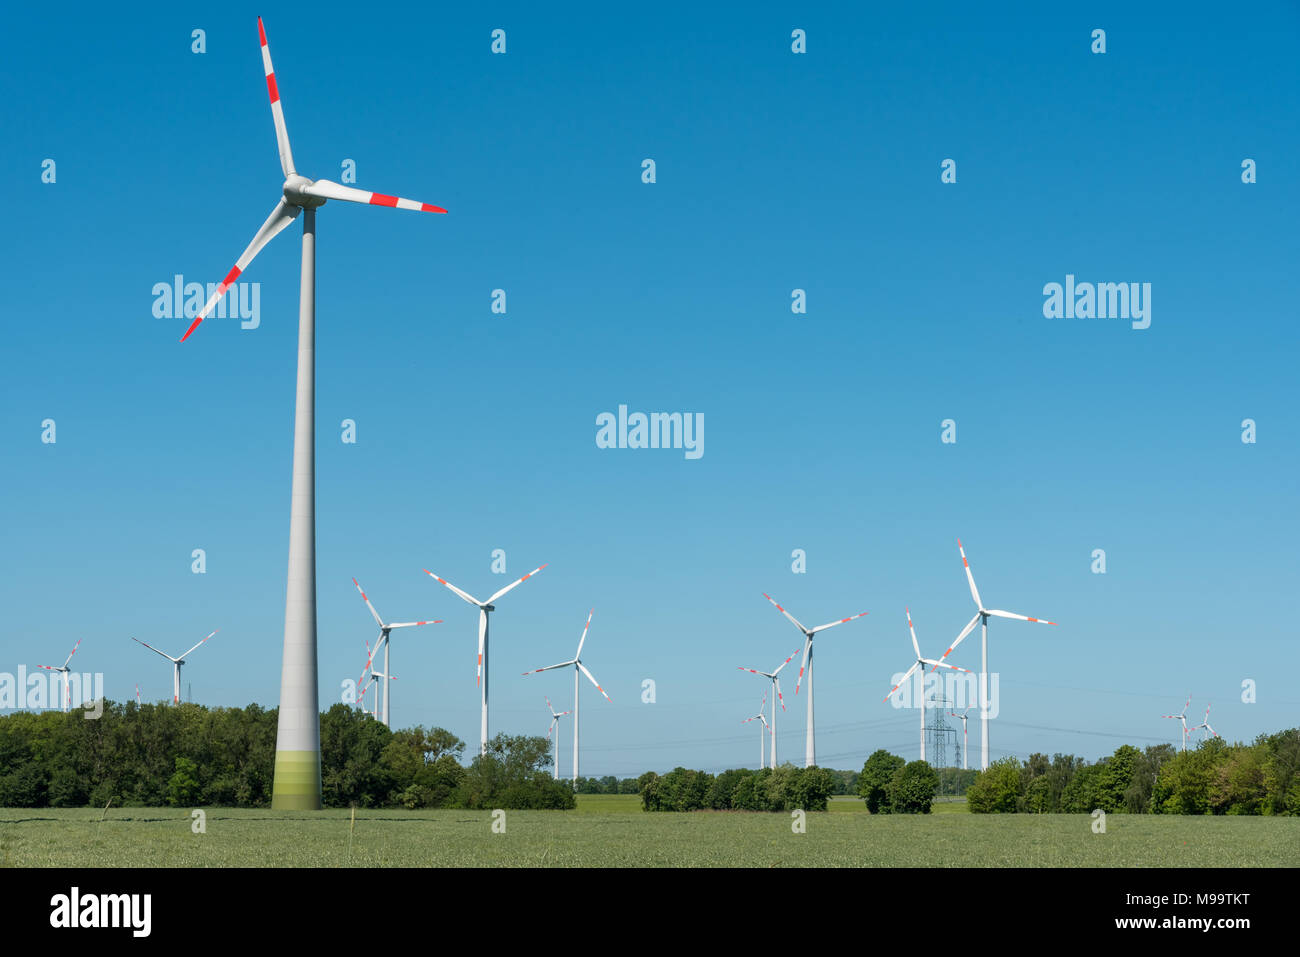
[2,794,1294,867]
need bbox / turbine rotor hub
[283,174,326,209]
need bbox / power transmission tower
[927,692,958,771]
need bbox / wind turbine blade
[762,593,809,634]
[422,570,483,607]
[179,199,301,341]
[810,610,869,634]
[771,647,803,676]
[547,718,557,739]
[774,676,786,712]
[131,636,177,662]
[61,639,83,669]
[576,661,612,703]
[906,607,920,659]
[574,608,594,659]
[257,17,296,177]
[179,630,218,660]
[300,178,447,214]
[352,578,386,628]
[985,609,1056,625]
[883,661,921,702]
[958,538,983,610]
[486,563,549,604]
[929,612,980,672]
[922,658,972,674]
[521,660,576,675]
[794,635,812,694]
[388,620,441,629]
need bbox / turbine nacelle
[283,174,327,209]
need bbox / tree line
[637,765,838,811]
[964,731,1300,815]
[0,700,572,810]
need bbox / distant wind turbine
[737,647,800,768]
[544,696,572,780]
[130,632,217,704]
[761,593,868,767]
[883,608,971,763]
[522,609,613,783]
[929,540,1056,771]
[742,693,773,769]
[425,563,547,756]
[37,639,82,712]
[351,578,439,726]
[1162,694,1193,752]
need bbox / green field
[2,795,1294,866]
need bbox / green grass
[2,802,1294,866]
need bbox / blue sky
[2,2,1297,775]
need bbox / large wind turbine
[522,609,613,783]
[737,647,800,768]
[929,540,1056,771]
[351,578,440,726]
[883,608,971,763]
[425,563,547,756]
[180,18,446,810]
[130,632,217,704]
[761,594,868,767]
[37,640,82,712]
[1162,694,1193,752]
[544,696,572,780]
[742,694,773,769]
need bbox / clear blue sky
[2,2,1297,775]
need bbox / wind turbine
[1193,703,1220,744]
[742,693,773,769]
[37,640,82,712]
[883,608,971,763]
[951,712,972,769]
[544,696,572,780]
[929,539,1056,771]
[424,563,547,756]
[521,609,613,784]
[130,632,217,704]
[1162,694,1193,752]
[357,637,395,721]
[761,593,868,767]
[180,18,447,810]
[351,578,439,726]
[737,647,800,768]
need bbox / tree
[455,734,575,810]
[791,767,836,812]
[887,761,939,814]
[165,757,201,807]
[858,750,905,813]
[967,757,1022,813]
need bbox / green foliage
[886,761,939,813]
[165,757,201,807]
[638,764,837,812]
[858,750,905,813]
[967,757,1022,813]
[454,734,575,810]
